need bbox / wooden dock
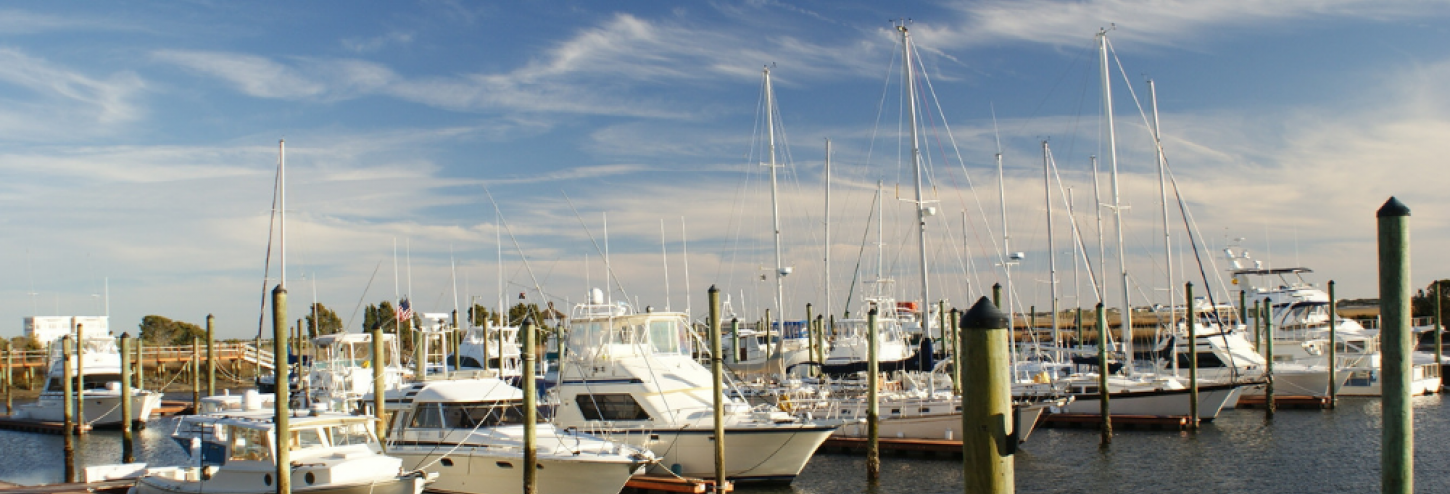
[0,479,132,494]
[0,416,90,434]
[818,436,964,457]
[153,400,193,416]
[1236,395,1331,410]
[624,474,731,493]
[1039,413,1189,431]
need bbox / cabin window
[409,403,444,428]
[1176,352,1227,368]
[327,423,374,447]
[227,427,271,462]
[292,428,326,450]
[438,402,542,428]
[575,394,651,421]
[650,321,679,354]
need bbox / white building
[25,316,110,344]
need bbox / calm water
[2,395,1449,492]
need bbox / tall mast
[1043,141,1058,353]
[763,67,787,323]
[1099,29,1131,364]
[1149,79,1174,338]
[824,138,832,320]
[901,25,931,327]
[279,139,286,290]
[997,151,1012,334]
[1091,155,1106,303]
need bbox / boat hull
[594,426,835,484]
[1060,384,1245,420]
[390,449,641,494]
[134,475,424,494]
[18,392,161,427]
[833,403,1049,443]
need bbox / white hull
[600,426,835,483]
[835,404,1048,443]
[1061,384,1245,420]
[17,391,161,426]
[392,449,640,494]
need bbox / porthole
[497,461,514,468]
[264,474,272,486]
[305,472,316,485]
[442,459,454,467]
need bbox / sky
[1,0,1448,340]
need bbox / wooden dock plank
[1236,395,1330,410]
[625,474,731,493]
[1039,413,1189,431]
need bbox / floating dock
[624,474,731,493]
[1235,395,1331,409]
[0,416,90,434]
[818,436,964,457]
[1039,413,1189,431]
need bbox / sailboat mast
[1043,141,1059,351]
[1149,79,1174,335]
[1099,29,1132,364]
[997,151,1012,333]
[278,139,286,290]
[1091,155,1106,303]
[900,25,931,327]
[824,138,832,321]
[764,67,787,323]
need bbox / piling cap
[708,284,718,294]
[961,296,1007,330]
[1377,197,1410,217]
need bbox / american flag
[395,298,414,323]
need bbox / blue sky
[1,1,1447,340]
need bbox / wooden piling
[1435,281,1443,393]
[1096,303,1111,446]
[120,333,134,464]
[1186,282,1199,430]
[950,308,961,396]
[992,283,1001,309]
[730,319,740,364]
[1328,281,1338,409]
[521,318,537,494]
[73,325,83,431]
[272,285,290,494]
[62,337,75,483]
[1378,197,1412,494]
[206,314,216,397]
[866,307,880,482]
[961,297,1013,494]
[191,337,201,413]
[1263,300,1275,418]
[370,323,387,442]
[708,287,727,492]
[4,348,10,415]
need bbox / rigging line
[841,190,881,317]
[716,74,770,290]
[256,154,283,340]
[343,261,384,333]
[559,190,634,309]
[482,186,548,309]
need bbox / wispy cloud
[342,31,414,53]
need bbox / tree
[508,302,541,327]
[304,303,344,338]
[467,303,502,327]
[1412,280,1450,318]
[138,315,205,345]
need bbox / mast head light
[778,267,793,277]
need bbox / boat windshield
[227,426,272,462]
[408,401,543,429]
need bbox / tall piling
[272,285,291,494]
[805,303,815,373]
[866,307,880,482]
[951,308,962,396]
[206,314,216,397]
[1263,300,1275,418]
[1436,281,1443,393]
[120,333,134,463]
[4,347,10,415]
[370,323,387,442]
[1096,303,1111,445]
[992,283,1001,309]
[73,324,84,431]
[191,337,201,412]
[522,317,537,494]
[1186,282,1199,430]
[730,319,740,364]
[1378,197,1412,494]
[961,297,1013,494]
[62,336,74,483]
[1328,280,1338,408]
[708,287,727,492]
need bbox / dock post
[73,324,84,432]
[730,319,740,364]
[521,317,537,494]
[805,303,815,376]
[272,285,291,494]
[1263,300,1275,418]
[961,297,1013,494]
[136,338,145,391]
[1096,303,1111,446]
[4,347,10,415]
[1239,289,1247,331]
[816,315,826,367]
[709,287,727,492]
[1253,299,1261,352]
[939,300,949,351]
[370,323,387,442]
[62,336,75,482]
[763,309,772,361]
[1328,280,1338,409]
[1435,281,1443,393]
[1378,197,1413,494]
[451,310,460,372]
[121,333,135,463]
[206,314,216,397]
[951,308,962,396]
[1186,282,1199,430]
[866,307,880,482]
[992,283,1001,309]
[192,337,201,413]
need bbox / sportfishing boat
[552,289,842,485]
[15,336,162,428]
[380,378,655,494]
[307,332,411,411]
[137,410,428,494]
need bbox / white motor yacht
[15,336,161,428]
